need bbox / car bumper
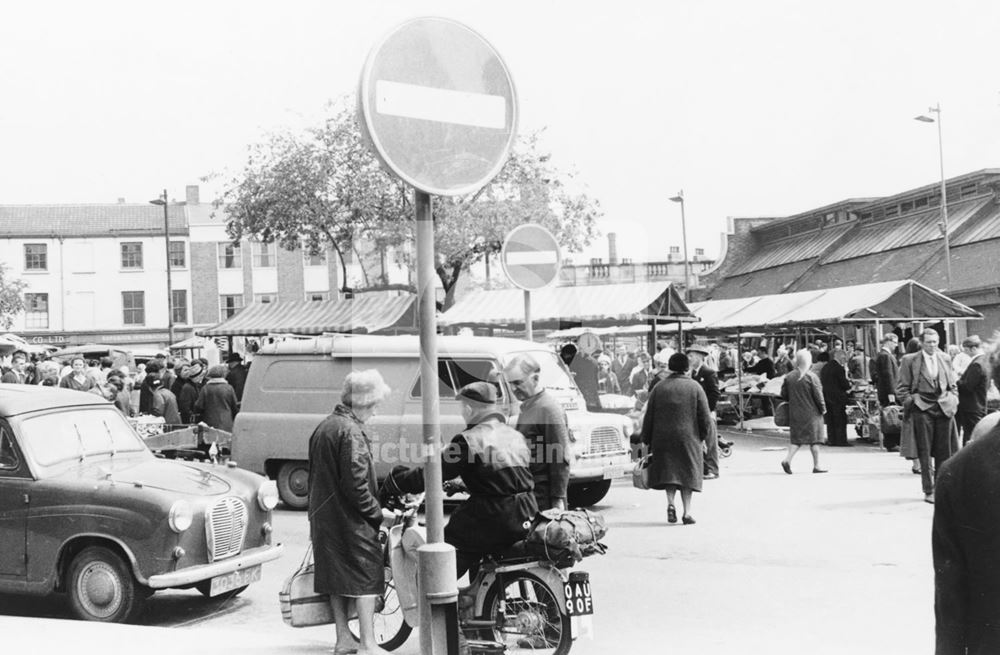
[146,543,284,589]
[570,453,631,481]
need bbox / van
[230,335,633,509]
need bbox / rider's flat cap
[456,381,498,404]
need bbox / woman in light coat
[780,349,828,474]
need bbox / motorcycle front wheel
[481,571,573,655]
[348,567,412,651]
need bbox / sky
[2,0,999,266]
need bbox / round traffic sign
[358,17,518,197]
[501,224,562,291]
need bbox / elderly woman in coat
[780,349,828,474]
[640,352,712,525]
[308,369,393,655]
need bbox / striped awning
[196,295,416,337]
[438,282,695,329]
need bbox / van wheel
[276,461,310,510]
[567,480,611,507]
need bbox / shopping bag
[279,543,334,627]
[773,402,790,427]
[632,454,652,490]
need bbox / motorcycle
[349,486,593,654]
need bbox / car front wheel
[67,546,147,623]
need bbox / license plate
[208,564,262,596]
[564,578,594,616]
[602,464,626,480]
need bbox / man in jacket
[956,335,989,446]
[391,382,538,577]
[687,342,723,479]
[560,342,600,412]
[611,344,637,396]
[934,338,1000,654]
[225,352,249,403]
[896,329,959,504]
[504,354,570,511]
[873,333,901,450]
[0,353,28,384]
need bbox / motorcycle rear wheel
[348,567,412,651]
[481,571,572,655]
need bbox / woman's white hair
[341,369,391,408]
[794,349,812,370]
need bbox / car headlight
[257,479,279,511]
[168,500,193,533]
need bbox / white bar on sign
[375,80,506,129]
[505,251,558,266]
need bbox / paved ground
[0,428,939,654]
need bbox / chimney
[185,185,200,205]
[608,232,618,265]
[117,197,125,204]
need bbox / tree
[219,99,602,309]
[0,264,26,330]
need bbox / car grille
[587,426,625,455]
[206,497,248,562]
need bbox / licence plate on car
[564,578,594,616]
[208,564,262,597]
[602,464,626,480]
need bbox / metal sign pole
[415,190,457,655]
[524,290,533,341]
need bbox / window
[915,197,929,209]
[304,250,327,266]
[960,183,978,198]
[307,292,329,302]
[448,359,503,400]
[169,241,186,268]
[218,242,242,269]
[252,241,276,268]
[122,291,145,325]
[220,294,244,321]
[884,206,899,218]
[253,293,276,304]
[171,289,187,325]
[24,244,47,271]
[0,425,19,471]
[410,360,456,398]
[121,242,143,269]
[900,201,913,213]
[24,293,48,329]
[669,246,680,254]
[695,248,705,256]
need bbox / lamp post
[668,190,692,302]
[914,103,952,291]
[149,190,174,346]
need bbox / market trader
[389,382,538,577]
[504,353,570,511]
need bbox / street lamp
[149,190,174,347]
[914,103,952,290]
[668,190,691,302]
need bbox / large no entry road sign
[501,224,562,291]
[358,17,518,196]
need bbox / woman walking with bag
[780,349,828,474]
[639,352,712,525]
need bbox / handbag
[632,454,652,490]
[880,404,902,435]
[279,542,334,627]
[773,401,790,427]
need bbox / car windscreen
[504,350,578,393]
[18,407,149,468]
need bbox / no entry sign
[358,17,519,196]
[501,224,562,291]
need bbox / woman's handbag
[632,454,652,490]
[279,542,334,627]
[773,401,790,427]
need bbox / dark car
[0,384,283,622]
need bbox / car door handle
[23,493,29,504]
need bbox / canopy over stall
[439,282,696,331]
[197,295,417,338]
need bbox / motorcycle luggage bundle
[525,508,609,565]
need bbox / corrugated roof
[0,204,188,237]
[952,203,1000,245]
[729,223,853,275]
[824,196,989,263]
[688,280,980,331]
[196,295,416,337]
[438,282,694,329]
[792,241,942,292]
[708,259,817,300]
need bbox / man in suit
[0,353,28,384]
[873,333,901,451]
[956,335,989,446]
[933,338,1000,653]
[611,344,637,396]
[687,342,723,479]
[896,329,959,504]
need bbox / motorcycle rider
[389,381,538,577]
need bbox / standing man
[504,353,570,511]
[629,351,654,400]
[687,343,722,479]
[933,338,1000,654]
[559,343,600,412]
[896,330,960,504]
[873,333,901,451]
[225,352,249,403]
[611,344,637,397]
[1,353,28,384]
[744,346,775,379]
[956,335,989,446]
